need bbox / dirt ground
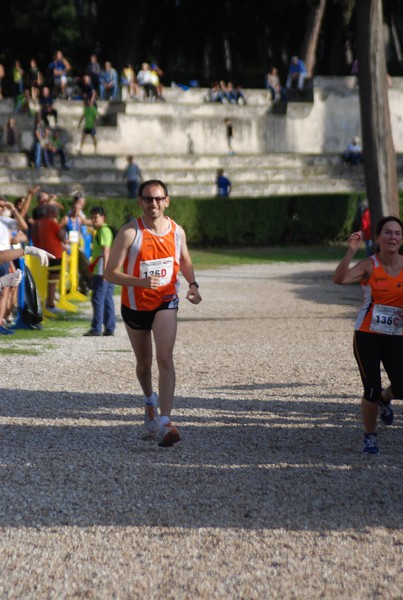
[0,262,402,599]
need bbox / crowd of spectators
[0,185,97,332]
[0,53,172,164]
[0,53,313,107]
[0,53,168,105]
[205,80,246,105]
[0,50,313,117]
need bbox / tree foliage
[1,0,403,85]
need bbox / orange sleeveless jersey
[121,217,181,311]
[355,255,403,334]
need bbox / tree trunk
[356,0,399,230]
[301,0,327,77]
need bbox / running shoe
[0,325,14,335]
[144,402,160,433]
[379,403,394,426]
[46,304,63,314]
[83,329,101,337]
[158,422,180,447]
[363,433,379,455]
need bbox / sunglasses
[140,196,167,204]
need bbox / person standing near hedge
[216,168,232,197]
[83,206,115,337]
[104,179,202,447]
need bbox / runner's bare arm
[333,232,373,285]
[179,227,202,304]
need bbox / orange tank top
[121,217,181,311]
[355,255,403,335]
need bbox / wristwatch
[189,281,199,288]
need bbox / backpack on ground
[21,265,43,327]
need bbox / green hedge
[58,192,402,247]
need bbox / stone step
[0,163,366,185]
[66,152,350,169]
[0,177,368,199]
[0,148,388,198]
[0,150,369,170]
[0,153,29,168]
[170,179,367,197]
[0,88,271,113]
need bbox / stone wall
[2,77,403,157]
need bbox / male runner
[104,179,202,446]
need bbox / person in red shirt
[360,200,373,256]
[36,203,66,313]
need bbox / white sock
[145,392,157,406]
[159,416,170,427]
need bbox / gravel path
[1,262,402,599]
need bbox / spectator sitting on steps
[99,61,119,101]
[39,86,58,127]
[266,67,287,103]
[137,63,157,101]
[3,118,20,151]
[49,50,71,98]
[286,56,308,90]
[205,82,224,103]
[342,136,362,166]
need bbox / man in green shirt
[83,206,115,336]
[78,96,98,153]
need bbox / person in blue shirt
[342,136,363,166]
[99,61,119,101]
[49,50,71,98]
[286,56,308,90]
[216,169,232,197]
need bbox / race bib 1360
[370,304,403,335]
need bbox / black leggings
[353,330,403,402]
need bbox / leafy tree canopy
[1,0,403,87]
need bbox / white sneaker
[46,305,63,314]
[144,399,160,433]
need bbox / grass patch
[1,311,89,341]
[0,347,41,356]
[0,244,364,347]
[189,244,366,269]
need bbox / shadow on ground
[0,387,401,531]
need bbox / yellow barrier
[24,254,59,319]
[25,236,90,319]
[57,251,78,312]
[65,242,88,303]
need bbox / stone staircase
[0,150,368,198]
[1,81,402,198]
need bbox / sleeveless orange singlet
[121,216,181,311]
[355,255,403,335]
